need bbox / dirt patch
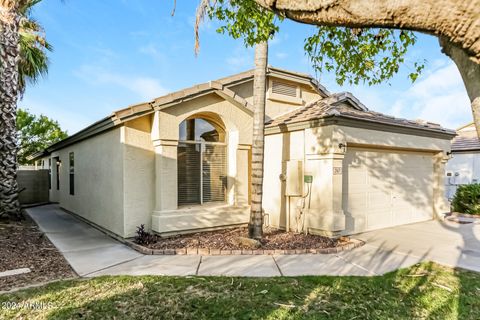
[144,227,343,250]
[0,213,76,292]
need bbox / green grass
[1,262,479,319]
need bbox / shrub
[134,224,157,245]
[451,184,480,215]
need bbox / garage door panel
[369,154,391,169]
[344,147,434,234]
[366,175,392,192]
[367,212,393,230]
[368,192,391,209]
[393,210,413,225]
[345,192,367,210]
[347,168,367,186]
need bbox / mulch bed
[144,227,344,250]
[0,213,76,292]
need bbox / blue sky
[23,0,472,135]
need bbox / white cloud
[74,65,168,100]
[389,63,471,129]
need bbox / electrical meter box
[285,160,303,196]
[304,175,313,183]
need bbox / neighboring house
[30,67,455,238]
[445,123,480,199]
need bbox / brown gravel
[145,227,343,250]
[0,213,76,292]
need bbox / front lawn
[1,262,479,319]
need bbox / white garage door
[343,147,434,234]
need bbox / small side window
[56,158,60,190]
[69,152,74,195]
[48,159,51,190]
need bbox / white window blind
[177,143,201,205]
[178,142,227,206]
[202,144,227,203]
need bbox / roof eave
[47,117,116,153]
[266,114,456,139]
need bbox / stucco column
[331,153,345,219]
[235,144,251,206]
[433,152,451,218]
[153,139,178,212]
[305,152,346,236]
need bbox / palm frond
[195,0,216,55]
[18,0,43,15]
[17,0,52,95]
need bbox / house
[445,122,480,199]
[30,67,455,238]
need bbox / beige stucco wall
[51,128,126,236]
[263,130,306,230]
[45,121,157,238]
[334,125,452,153]
[151,93,255,234]
[229,76,321,122]
[122,117,155,237]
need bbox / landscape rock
[231,236,261,249]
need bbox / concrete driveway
[26,205,480,277]
[355,219,480,273]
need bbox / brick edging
[126,239,365,256]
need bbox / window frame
[177,117,227,207]
[48,158,52,190]
[69,152,75,195]
[56,158,60,190]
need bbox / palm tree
[0,0,51,218]
[248,41,268,239]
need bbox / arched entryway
[177,113,227,206]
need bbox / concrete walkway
[26,205,480,277]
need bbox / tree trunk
[248,41,268,239]
[440,38,480,137]
[254,0,480,63]
[0,3,21,218]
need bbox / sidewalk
[27,204,476,277]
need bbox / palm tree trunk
[248,41,268,239]
[0,3,21,218]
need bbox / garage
[263,92,455,236]
[343,147,434,233]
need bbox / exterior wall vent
[271,80,298,97]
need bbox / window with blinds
[202,144,227,202]
[178,143,201,205]
[177,118,227,206]
[271,80,298,97]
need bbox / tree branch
[255,0,480,63]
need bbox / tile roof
[265,93,455,135]
[452,123,480,151]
